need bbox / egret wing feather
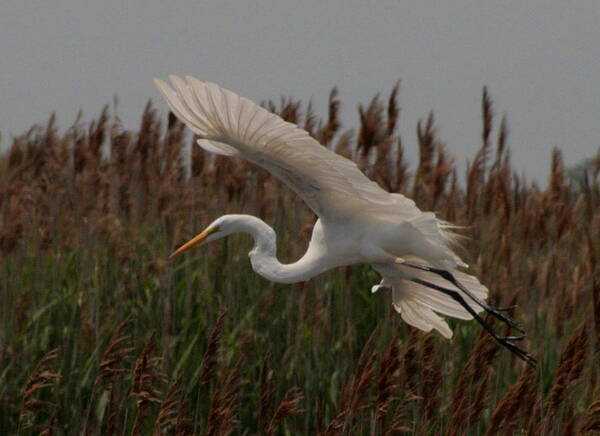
[154,76,420,221]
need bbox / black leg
[401,262,524,333]
[408,276,537,367]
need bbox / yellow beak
[170,226,220,259]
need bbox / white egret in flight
[155,75,535,367]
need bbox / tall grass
[0,85,598,434]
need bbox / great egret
[155,75,536,367]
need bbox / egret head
[169,216,234,259]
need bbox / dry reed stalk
[485,364,536,435]
[578,395,600,435]
[204,363,243,436]
[320,326,379,435]
[280,97,302,124]
[114,133,133,221]
[447,319,499,436]
[155,382,180,429]
[465,87,494,221]
[375,334,401,427]
[153,380,192,436]
[100,388,123,436]
[420,334,442,420]
[342,354,377,429]
[562,405,577,435]
[131,332,166,436]
[303,100,317,137]
[265,387,304,436]
[94,316,134,387]
[546,148,567,206]
[384,399,412,435]
[85,316,134,434]
[357,94,385,172]
[547,321,588,422]
[333,129,355,160]
[444,170,460,223]
[394,138,409,193]
[88,105,109,160]
[483,114,510,218]
[431,145,453,209]
[341,328,379,421]
[200,309,227,385]
[190,133,206,180]
[402,327,420,394]
[316,88,341,147]
[18,348,61,432]
[386,81,401,136]
[174,403,195,436]
[371,83,404,192]
[481,87,493,148]
[259,350,274,434]
[524,395,543,435]
[413,113,436,207]
[318,409,346,436]
[373,138,394,192]
[496,114,508,160]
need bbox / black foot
[402,262,525,334]
[409,276,537,368]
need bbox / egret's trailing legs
[401,261,524,333]
[406,273,537,367]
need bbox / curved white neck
[234,216,329,284]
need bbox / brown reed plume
[316,87,341,147]
[413,113,449,209]
[259,350,274,434]
[18,348,61,433]
[204,362,243,436]
[265,387,304,436]
[419,334,442,420]
[319,326,380,435]
[342,329,378,422]
[447,319,499,436]
[374,333,401,427]
[153,380,193,436]
[578,395,600,435]
[466,87,494,221]
[402,327,420,394]
[200,309,227,386]
[86,316,134,435]
[547,322,588,422]
[131,332,166,436]
[485,364,537,435]
[94,316,134,388]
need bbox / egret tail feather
[373,259,488,338]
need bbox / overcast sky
[2,1,599,182]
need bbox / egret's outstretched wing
[154,75,419,221]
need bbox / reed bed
[0,85,598,434]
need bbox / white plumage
[155,76,535,366]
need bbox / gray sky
[2,1,599,183]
